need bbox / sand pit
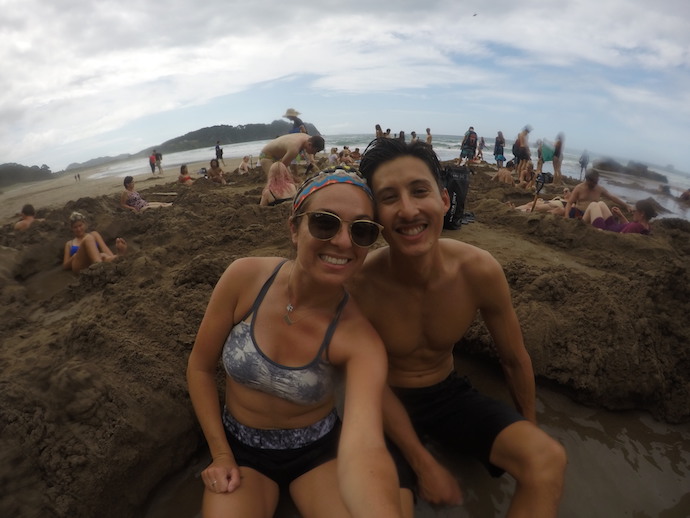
[1,162,689,517]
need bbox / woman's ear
[288,216,299,247]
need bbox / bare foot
[115,237,128,255]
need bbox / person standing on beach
[515,126,532,181]
[553,133,564,184]
[148,151,157,175]
[564,170,631,219]
[215,141,226,166]
[283,108,306,134]
[460,126,478,163]
[354,137,566,515]
[579,150,590,179]
[425,128,432,147]
[410,131,418,144]
[154,150,164,175]
[494,131,506,168]
[258,133,324,178]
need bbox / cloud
[2,0,689,171]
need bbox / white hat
[283,108,301,117]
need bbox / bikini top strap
[235,259,288,324]
[320,291,350,362]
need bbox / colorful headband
[292,166,373,212]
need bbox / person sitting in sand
[491,160,516,185]
[583,199,656,234]
[354,137,566,515]
[187,168,407,518]
[564,170,631,219]
[258,133,325,178]
[259,162,298,206]
[238,156,251,175]
[14,204,44,231]
[178,164,194,186]
[517,160,536,190]
[120,176,174,212]
[512,187,572,215]
[62,212,127,272]
[351,147,362,161]
[207,159,227,185]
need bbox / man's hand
[416,455,463,506]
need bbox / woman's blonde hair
[69,211,86,223]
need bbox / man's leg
[489,421,566,518]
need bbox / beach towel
[441,165,471,230]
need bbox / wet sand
[1,160,689,517]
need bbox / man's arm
[473,256,537,422]
[563,187,580,218]
[382,386,463,505]
[602,188,631,211]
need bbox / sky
[2,0,689,173]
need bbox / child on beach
[178,165,194,185]
[62,212,127,272]
[187,168,408,518]
[14,204,44,231]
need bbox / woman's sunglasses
[298,211,383,248]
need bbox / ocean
[87,134,690,220]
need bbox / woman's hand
[201,455,242,494]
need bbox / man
[579,150,590,179]
[553,133,564,184]
[460,126,477,163]
[425,127,432,147]
[154,149,163,175]
[353,138,566,517]
[258,132,324,177]
[215,141,225,166]
[410,131,418,144]
[564,170,630,219]
[283,108,306,133]
[515,126,531,180]
[14,204,43,231]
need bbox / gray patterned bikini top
[222,261,348,406]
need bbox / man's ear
[441,187,451,212]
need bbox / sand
[1,159,689,517]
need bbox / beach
[1,157,689,518]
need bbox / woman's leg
[202,467,279,518]
[70,234,102,272]
[583,201,608,224]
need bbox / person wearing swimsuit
[62,211,127,272]
[259,162,297,207]
[187,168,410,518]
[120,176,173,212]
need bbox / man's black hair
[359,138,443,189]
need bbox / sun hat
[283,108,301,117]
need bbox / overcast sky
[3,0,689,172]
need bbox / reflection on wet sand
[145,353,689,518]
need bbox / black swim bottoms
[222,408,340,489]
[392,371,526,477]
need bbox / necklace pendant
[283,313,294,326]
[286,303,294,313]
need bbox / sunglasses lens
[351,221,380,247]
[308,212,341,240]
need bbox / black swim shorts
[392,371,526,477]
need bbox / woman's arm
[331,318,403,517]
[62,241,73,270]
[187,259,258,493]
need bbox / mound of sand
[1,164,688,517]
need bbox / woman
[187,168,408,518]
[208,159,226,185]
[583,199,656,234]
[259,162,298,206]
[375,124,384,139]
[120,176,173,212]
[512,187,572,215]
[62,212,127,272]
[494,131,506,168]
[178,164,194,185]
[553,133,565,184]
